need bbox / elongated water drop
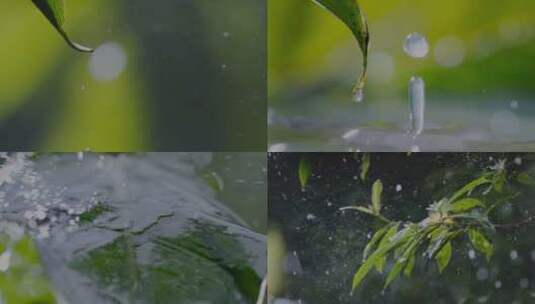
[353,89,364,103]
[409,76,425,135]
[404,33,429,58]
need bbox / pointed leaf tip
[312,0,370,100]
[32,0,93,53]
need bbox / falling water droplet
[353,89,364,103]
[404,33,429,58]
[409,76,425,136]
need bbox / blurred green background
[269,0,535,102]
[0,0,266,151]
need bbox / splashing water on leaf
[312,0,370,102]
[31,0,94,53]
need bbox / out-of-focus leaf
[340,205,374,215]
[516,172,535,186]
[493,172,506,193]
[371,179,383,214]
[449,198,484,213]
[298,157,312,191]
[468,229,493,261]
[435,241,452,273]
[312,0,369,100]
[360,153,370,181]
[403,254,415,277]
[31,0,93,52]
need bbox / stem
[494,215,535,229]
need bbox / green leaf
[360,153,370,181]
[362,224,390,261]
[31,0,94,53]
[468,229,493,261]
[371,179,383,214]
[351,225,411,292]
[516,172,535,186]
[383,229,423,290]
[339,205,374,215]
[449,198,484,213]
[448,175,491,203]
[298,157,312,191]
[373,222,400,272]
[403,254,415,277]
[312,0,370,100]
[435,241,452,273]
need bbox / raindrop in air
[409,76,425,136]
[404,33,429,58]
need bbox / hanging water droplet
[353,89,364,103]
[510,100,519,109]
[409,76,425,136]
[404,33,429,58]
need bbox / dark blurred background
[0,0,266,151]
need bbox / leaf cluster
[345,170,508,292]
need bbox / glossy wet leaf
[383,229,425,290]
[351,226,412,292]
[298,157,312,191]
[371,179,383,214]
[71,222,261,303]
[468,229,493,261]
[312,0,369,99]
[449,198,484,213]
[362,224,390,261]
[31,0,94,53]
[448,175,491,203]
[435,241,452,273]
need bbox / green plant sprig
[340,164,525,293]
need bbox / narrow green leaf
[373,222,399,272]
[371,179,383,214]
[340,206,374,216]
[298,157,312,191]
[383,230,423,290]
[32,0,94,53]
[362,224,391,261]
[403,254,415,277]
[493,172,506,193]
[360,153,370,181]
[312,0,370,100]
[435,241,452,273]
[449,198,484,213]
[448,176,491,203]
[351,225,409,292]
[468,229,493,261]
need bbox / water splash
[404,33,429,58]
[409,76,425,136]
